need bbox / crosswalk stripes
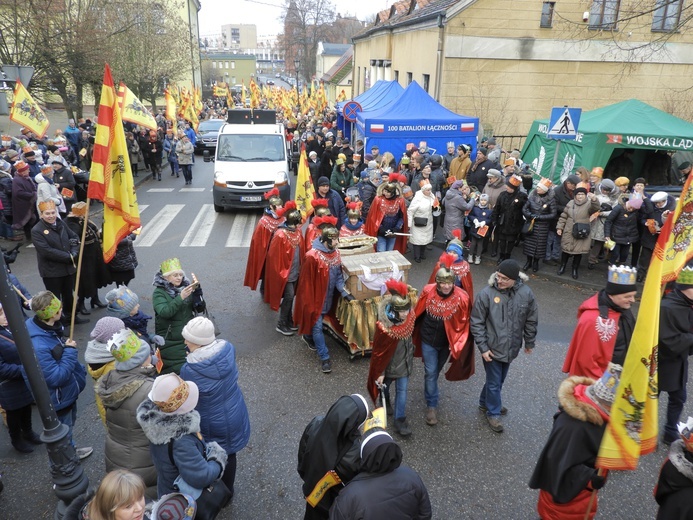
[135,205,185,247]
[180,204,218,247]
[225,213,254,248]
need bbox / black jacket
[329,465,432,520]
[108,233,139,272]
[658,288,693,393]
[604,204,640,245]
[31,218,79,278]
[493,189,528,239]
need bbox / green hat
[160,258,183,276]
[677,266,693,288]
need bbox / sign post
[546,106,582,180]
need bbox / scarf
[598,290,635,365]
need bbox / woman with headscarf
[66,202,111,315]
[297,394,369,520]
[329,428,432,520]
[152,258,201,374]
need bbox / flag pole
[582,467,603,520]
[69,198,91,341]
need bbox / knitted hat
[105,286,140,318]
[90,317,126,344]
[181,316,216,346]
[589,167,604,179]
[151,493,197,520]
[317,176,330,187]
[451,180,466,190]
[478,147,488,156]
[566,174,581,186]
[85,338,117,365]
[487,168,502,179]
[160,258,183,276]
[614,176,630,187]
[585,363,622,416]
[606,265,637,295]
[497,259,520,280]
[677,265,693,290]
[479,194,490,204]
[599,179,616,193]
[109,328,151,371]
[148,374,199,415]
[627,195,643,210]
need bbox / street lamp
[294,58,300,93]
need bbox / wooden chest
[341,250,411,300]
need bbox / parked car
[194,119,225,154]
[275,73,281,78]
[266,80,275,86]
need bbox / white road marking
[180,205,218,247]
[180,188,205,192]
[146,188,175,193]
[225,213,251,247]
[135,204,185,247]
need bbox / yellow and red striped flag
[294,145,315,219]
[117,82,157,131]
[597,172,693,470]
[164,88,177,134]
[88,64,141,263]
[10,80,50,138]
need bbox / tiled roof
[320,43,352,56]
[358,0,462,38]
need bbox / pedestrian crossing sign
[547,107,582,140]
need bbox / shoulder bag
[413,216,428,227]
[168,439,231,520]
[521,217,535,236]
[571,206,590,239]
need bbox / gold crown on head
[607,265,637,286]
[160,258,182,275]
[677,266,693,285]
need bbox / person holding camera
[556,182,599,280]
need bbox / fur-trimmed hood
[487,271,529,287]
[558,376,604,426]
[669,439,693,481]
[136,398,201,445]
[97,368,155,410]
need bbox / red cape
[293,248,341,335]
[366,312,416,403]
[562,293,619,379]
[427,255,474,303]
[243,213,284,290]
[304,223,320,252]
[263,227,305,311]
[364,196,409,254]
[413,284,475,381]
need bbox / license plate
[240,196,262,202]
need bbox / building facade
[352,0,693,135]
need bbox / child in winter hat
[107,286,164,349]
[87,317,126,363]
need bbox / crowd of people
[0,99,692,519]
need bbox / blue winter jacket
[180,341,250,455]
[0,327,34,410]
[24,317,86,412]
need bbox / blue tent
[336,80,404,141]
[355,81,479,159]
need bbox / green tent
[521,99,693,184]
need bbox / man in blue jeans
[471,259,538,433]
[412,259,473,426]
[294,225,354,374]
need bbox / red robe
[243,213,284,290]
[562,293,619,380]
[427,255,474,303]
[413,284,475,381]
[339,224,365,237]
[293,247,343,335]
[364,196,409,254]
[366,311,416,403]
[263,226,305,311]
[304,223,320,252]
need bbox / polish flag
[371,124,384,133]
[461,123,475,132]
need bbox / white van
[211,110,291,212]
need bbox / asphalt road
[0,158,689,519]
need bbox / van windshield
[217,134,286,162]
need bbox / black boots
[523,256,532,271]
[90,295,107,309]
[77,297,90,316]
[572,255,582,279]
[557,253,570,276]
[532,257,540,272]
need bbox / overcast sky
[199,0,391,36]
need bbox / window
[407,72,413,85]
[231,76,236,84]
[212,62,217,69]
[652,0,682,31]
[589,0,620,29]
[422,74,430,93]
[225,62,229,69]
[231,61,235,69]
[540,2,555,27]
[394,70,399,82]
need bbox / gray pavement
[0,131,687,519]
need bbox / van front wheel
[213,203,224,213]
